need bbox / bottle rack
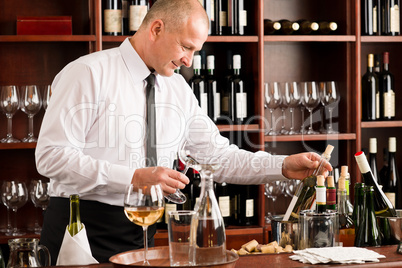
[0,0,402,248]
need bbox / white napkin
[290,247,386,264]
[56,224,99,265]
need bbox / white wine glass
[301,81,320,134]
[320,81,340,134]
[264,82,282,136]
[286,82,302,135]
[30,180,50,234]
[124,183,164,265]
[2,181,28,236]
[264,181,283,223]
[42,85,52,110]
[21,85,42,142]
[0,86,20,143]
[278,82,289,135]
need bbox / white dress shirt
[35,38,287,207]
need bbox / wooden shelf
[361,36,402,43]
[361,121,402,128]
[217,124,260,132]
[264,133,356,142]
[0,143,36,150]
[0,35,96,42]
[0,232,40,244]
[263,35,356,42]
[102,35,259,43]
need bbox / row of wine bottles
[187,51,248,125]
[362,52,396,121]
[264,19,338,35]
[362,0,401,36]
[157,159,257,229]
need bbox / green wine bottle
[68,194,83,236]
[352,182,365,231]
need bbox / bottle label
[219,196,230,217]
[210,0,215,21]
[383,90,395,117]
[220,11,227,27]
[373,6,378,33]
[236,91,247,119]
[165,203,177,224]
[214,84,221,121]
[221,95,229,113]
[104,10,122,33]
[316,187,326,205]
[240,10,247,27]
[129,5,147,32]
[376,91,380,119]
[201,92,208,115]
[385,192,396,207]
[326,188,336,206]
[246,199,254,217]
[390,5,400,33]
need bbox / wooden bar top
[51,245,402,268]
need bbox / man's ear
[149,19,164,41]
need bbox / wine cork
[317,175,325,186]
[369,138,377,154]
[327,175,335,188]
[389,137,396,153]
[338,177,346,191]
[323,145,335,157]
[340,165,348,177]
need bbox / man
[36,0,331,264]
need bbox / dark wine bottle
[68,194,83,236]
[199,50,207,78]
[206,55,220,122]
[326,175,336,210]
[214,0,226,35]
[296,20,319,34]
[338,175,356,247]
[204,0,215,35]
[283,145,334,222]
[189,55,208,115]
[191,169,201,210]
[354,151,397,217]
[122,0,129,35]
[373,0,382,35]
[362,53,379,121]
[352,182,365,231]
[215,182,230,227]
[382,0,400,36]
[369,138,380,182]
[278,19,300,35]
[236,185,256,226]
[103,0,122,36]
[379,148,389,186]
[362,0,374,35]
[317,21,338,34]
[129,0,149,35]
[231,55,247,124]
[264,19,281,35]
[220,50,233,122]
[379,52,395,120]
[383,137,399,208]
[230,0,246,35]
[315,175,327,213]
[374,54,382,76]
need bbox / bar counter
[51,245,402,268]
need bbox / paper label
[240,10,247,26]
[220,11,227,26]
[219,196,230,217]
[383,90,395,117]
[246,199,254,217]
[104,10,122,33]
[129,5,147,32]
[236,91,247,119]
[385,192,396,207]
[390,5,400,33]
[165,203,177,224]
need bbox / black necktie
[145,74,157,167]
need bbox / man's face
[151,15,208,77]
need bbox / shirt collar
[119,38,164,92]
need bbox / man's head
[131,0,209,77]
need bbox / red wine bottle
[264,19,281,35]
[382,0,400,36]
[326,175,336,210]
[189,55,208,115]
[354,151,397,217]
[103,0,122,36]
[362,0,374,35]
[379,52,395,120]
[362,54,379,121]
[214,0,226,35]
[129,0,149,35]
[215,182,230,227]
[383,137,400,208]
[373,0,382,35]
[206,55,220,122]
[231,55,247,124]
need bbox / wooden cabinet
[0,0,401,247]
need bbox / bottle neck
[194,69,201,76]
[208,68,214,76]
[338,189,348,214]
[69,197,81,225]
[312,153,331,176]
[383,63,389,71]
[233,68,240,76]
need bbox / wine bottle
[374,54,382,76]
[345,170,354,215]
[296,19,319,34]
[231,55,247,124]
[326,175,336,210]
[362,54,379,121]
[338,175,356,247]
[379,147,389,185]
[189,55,208,115]
[220,50,233,122]
[215,182,230,227]
[236,185,256,226]
[191,169,201,210]
[68,194,83,236]
[129,0,149,35]
[264,19,281,35]
[373,0,382,35]
[383,137,399,208]
[214,0,226,35]
[362,0,374,35]
[352,182,365,231]
[379,52,395,120]
[230,0,246,35]
[122,0,129,35]
[206,55,220,122]
[315,175,327,213]
[354,151,397,217]
[315,21,337,34]
[199,50,207,78]
[369,138,380,182]
[204,0,215,35]
[278,19,300,35]
[354,186,382,247]
[283,144,334,222]
[103,0,123,36]
[382,0,400,36]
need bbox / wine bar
[1,0,402,267]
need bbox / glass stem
[290,108,294,132]
[7,208,11,230]
[281,109,286,129]
[270,109,274,132]
[7,115,13,138]
[13,208,18,233]
[143,226,149,264]
[309,110,313,131]
[28,115,34,137]
[328,109,333,132]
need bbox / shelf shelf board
[263,35,356,42]
[0,232,40,244]
[264,133,356,142]
[361,121,402,128]
[0,35,96,42]
[102,35,259,43]
[0,142,36,150]
[217,124,260,132]
[361,36,402,43]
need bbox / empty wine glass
[278,82,289,135]
[30,180,50,234]
[264,180,284,223]
[21,85,42,142]
[0,86,20,143]
[301,81,320,134]
[320,81,340,134]
[284,179,301,197]
[2,181,28,236]
[264,82,282,136]
[286,82,302,135]
[42,85,52,110]
[0,182,12,234]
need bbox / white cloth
[290,247,386,264]
[35,37,287,207]
[56,224,98,265]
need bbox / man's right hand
[131,167,189,196]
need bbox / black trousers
[40,197,156,264]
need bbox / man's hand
[282,152,333,180]
[131,167,189,195]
